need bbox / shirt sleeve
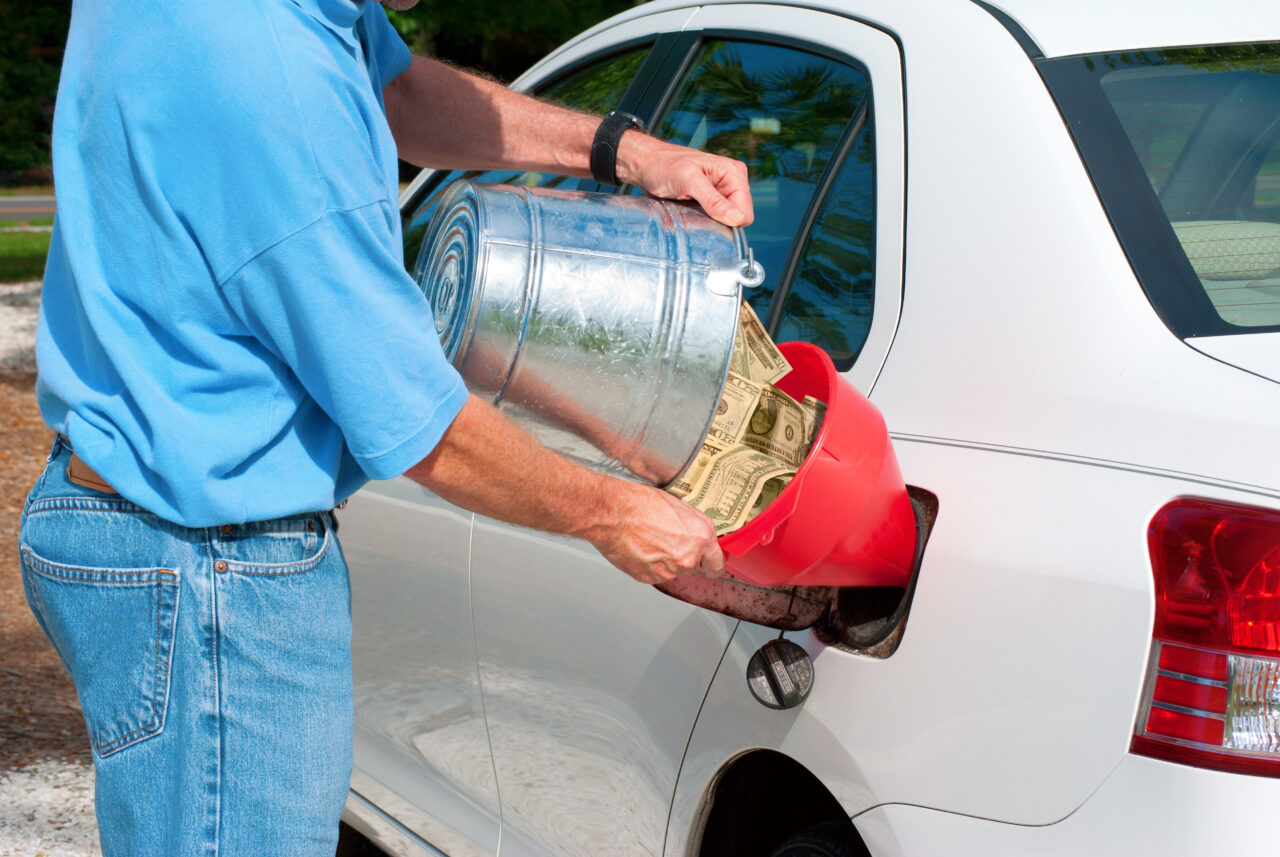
[217,200,468,480]
[360,3,413,93]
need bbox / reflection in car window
[1254,137,1280,209]
[1094,45,1280,328]
[542,48,647,115]
[654,40,868,316]
[775,119,875,363]
[401,46,649,269]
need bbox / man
[18,1,753,855]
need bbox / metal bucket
[415,180,764,485]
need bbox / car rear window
[1041,43,1280,337]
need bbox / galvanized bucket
[415,180,764,485]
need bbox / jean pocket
[19,546,179,758]
[220,514,333,576]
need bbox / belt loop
[49,433,66,462]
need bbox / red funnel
[719,342,917,588]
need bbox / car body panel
[599,0,1280,61]
[1186,332,1280,387]
[469,521,737,857]
[346,480,497,857]
[668,444,1234,843]
[980,0,1280,60]
[854,753,1280,856]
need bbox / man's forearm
[404,394,725,585]
[406,393,614,542]
[384,56,600,176]
[382,56,753,226]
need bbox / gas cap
[746,639,814,710]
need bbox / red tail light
[1134,498,1280,776]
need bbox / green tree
[384,1,640,83]
[0,1,71,186]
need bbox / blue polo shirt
[38,0,468,526]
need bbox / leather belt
[56,437,347,512]
[60,435,119,495]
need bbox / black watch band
[590,111,646,187]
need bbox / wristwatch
[590,110,647,187]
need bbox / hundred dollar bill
[799,395,828,451]
[742,384,810,469]
[685,445,795,536]
[708,371,763,445]
[666,437,729,499]
[745,474,793,525]
[731,301,792,385]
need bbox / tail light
[1134,498,1280,776]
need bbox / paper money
[666,298,828,536]
[745,474,793,525]
[742,384,810,469]
[800,395,828,450]
[685,445,795,536]
[708,372,763,445]
[732,301,792,385]
[666,437,729,498]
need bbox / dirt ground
[0,372,90,770]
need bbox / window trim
[764,97,873,370]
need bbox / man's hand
[584,482,725,585]
[617,133,755,229]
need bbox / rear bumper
[855,752,1280,855]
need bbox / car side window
[652,40,869,318]
[401,46,650,268]
[774,117,876,364]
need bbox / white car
[340,1,1280,855]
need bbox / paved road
[0,196,56,222]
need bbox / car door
[344,31,667,857]
[468,10,903,857]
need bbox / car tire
[335,822,386,857]
[768,821,869,857]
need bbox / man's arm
[388,56,747,584]
[405,394,724,585]
[383,56,754,227]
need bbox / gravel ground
[0,282,40,374]
[0,762,99,857]
[0,277,102,855]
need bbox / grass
[0,224,51,283]
[0,186,54,197]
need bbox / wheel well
[694,750,870,857]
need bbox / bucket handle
[739,248,765,289]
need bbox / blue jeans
[19,436,353,856]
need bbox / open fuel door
[658,486,936,656]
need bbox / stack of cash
[666,302,827,536]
